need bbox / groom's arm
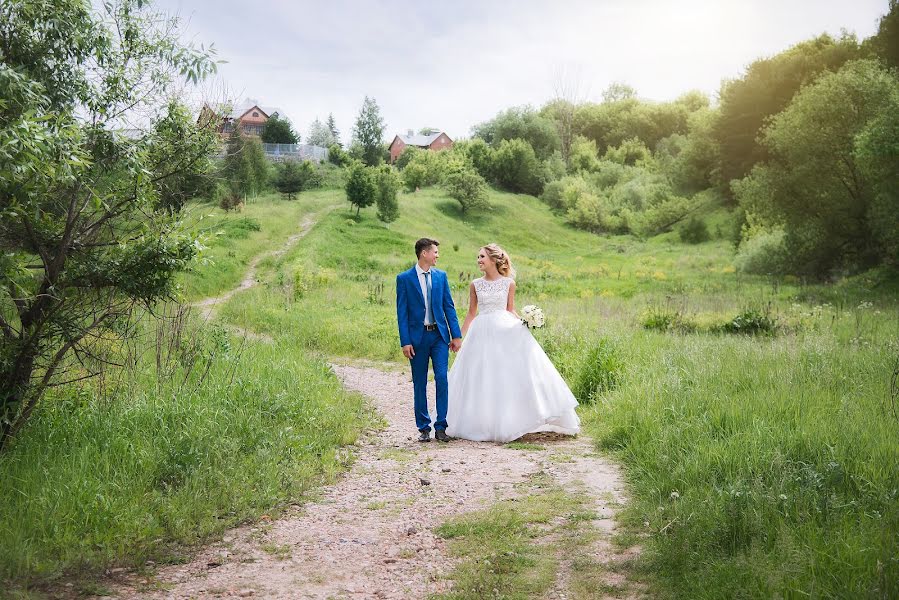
[396,275,412,348]
[442,274,463,341]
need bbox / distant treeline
[428,4,897,280]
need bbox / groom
[396,238,462,443]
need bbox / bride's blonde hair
[482,243,516,279]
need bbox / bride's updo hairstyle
[482,243,516,279]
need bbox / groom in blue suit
[396,238,462,443]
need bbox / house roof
[202,100,288,122]
[397,132,446,147]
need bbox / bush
[678,216,711,243]
[718,307,777,335]
[327,143,350,167]
[402,162,429,192]
[734,229,790,274]
[345,162,376,215]
[443,168,489,213]
[492,138,543,195]
[572,339,623,403]
[374,165,400,223]
[275,160,321,199]
[394,146,420,170]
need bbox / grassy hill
[217,188,898,598]
[2,186,896,597]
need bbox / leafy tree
[472,106,560,160]
[326,113,341,146]
[260,114,299,144]
[734,60,899,276]
[351,96,386,166]
[327,143,350,167]
[454,138,494,181]
[714,33,859,191]
[418,127,439,135]
[865,0,899,69]
[602,82,637,103]
[276,160,321,199]
[374,165,400,223]
[306,117,336,147]
[491,138,544,195]
[443,168,490,213]
[603,138,651,166]
[0,0,217,449]
[568,136,601,173]
[666,108,720,194]
[345,162,376,215]
[222,128,269,199]
[150,101,218,213]
[394,146,421,170]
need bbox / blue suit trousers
[410,328,449,432]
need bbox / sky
[152,0,888,145]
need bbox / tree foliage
[260,114,299,144]
[276,160,321,199]
[345,162,376,215]
[491,138,544,195]
[734,59,899,276]
[374,165,400,223]
[306,117,337,147]
[472,106,560,160]
[865,0,899,69]
[352,96,386,166]
[0,0,218,449]
[221,128,270,199]
[443,168,490,213]
[713,33,859,191]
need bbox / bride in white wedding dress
[445,243,580,443]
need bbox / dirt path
[103,363,638,599]
[193,213,319,323]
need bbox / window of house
[252,111,259,117]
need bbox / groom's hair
[415,238,439,258]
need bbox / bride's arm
[460,283,478,337]
[506,280,520,319]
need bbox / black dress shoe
[435,430,451,443]
[418,430,431,443]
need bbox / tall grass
[580,330,899,598]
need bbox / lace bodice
[473,277,512,314]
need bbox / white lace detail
[474,277,512,314]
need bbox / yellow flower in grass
[652,271,667,280]
[579,289,594,299]
[721,265,736,274]
[600,289,616,298]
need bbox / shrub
[345,162,376,215]
[394,146,420,170]
[443,168,490,213]
[374,165,400,223]
[718,307,777,335]
[327,143,350,167]
[572,339,623,403]
[492,138,543,195]
[679,216,711,243]
[276,160,321,199]
[734,229,790,274]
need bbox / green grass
[0,329,370,587]
[2,183,897,598]
[433,487,596,599]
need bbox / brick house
[198,99,287,138]
[388,130,453,163]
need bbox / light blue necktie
[424,271,435,325]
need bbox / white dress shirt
[415,263,433,325]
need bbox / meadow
[1,188,897,598]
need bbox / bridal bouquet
[521,304,545,329]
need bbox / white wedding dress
[445,277,581,443]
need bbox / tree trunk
[0,349,37,452]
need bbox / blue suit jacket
[396,266,462,347]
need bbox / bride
[445,243,580,443]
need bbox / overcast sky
[153,0,888,145]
